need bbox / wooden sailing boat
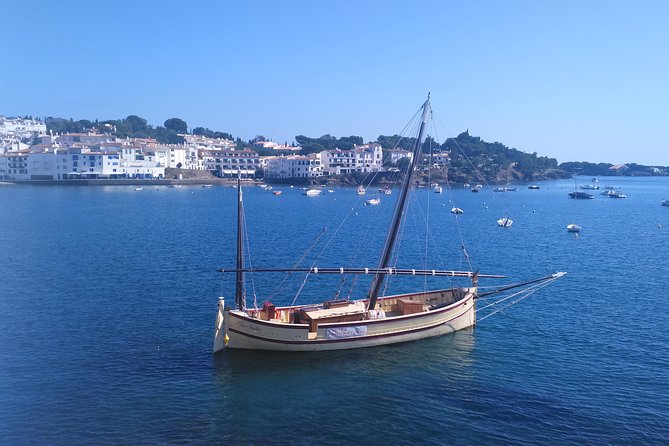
[213,95,564,352]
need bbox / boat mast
[368,94,431,310]
[235,174,246,310]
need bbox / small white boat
[202,184,213,188]
[497,217,513,227]
[493,186,516,192]
[272,191,282,196]
[451,207,464,214]
[304,189,322,196]
[528,185,540,190]
[365,198,381,206]
[434,184,443,193]
[168,184,182,189]
[328,189,335,193]
[607,191,627,198]
[463,183,470,188]
[357,186,366,196]
[379,187,392,195]
[566,224,581,233]
[662,200,669,207]
[133,187,143,191]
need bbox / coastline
[2,178,246,186]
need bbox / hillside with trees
[441,131,564,182]
[46,116,200,145]
[42,113,667,180]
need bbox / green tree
[192,127,214,137]
[164,118,188,134]
[124,115,148,133]
[154,126,184,144]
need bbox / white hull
[214,289,476,352]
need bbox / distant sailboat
[569,179,594,199]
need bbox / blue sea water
[1,177,668,445]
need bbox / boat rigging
[213,95,565,353]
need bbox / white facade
[432,152,450,165]
[154,146,187,168]
[0,154,7,179]
[0,146,165,180]
[0,117,47,139]
[201,150,259,178]
[386,149,413,165]
[266,154,323,179]
[2,151,29,180]
[320,143,383,175]
[59,133,114,147]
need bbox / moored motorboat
[365,197,381,205]
[493,186,516,192]
[566,224,581,233]
[568,191,594,199]
[304,189,322,196]
[607,190,627,198]
[451,207,464,214]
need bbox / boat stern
[213,297,229,353]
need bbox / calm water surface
[1,177,668,445]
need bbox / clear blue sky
[3,0,668,165]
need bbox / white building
[1,150,30,180]
[0,153,8,179]
[59,132,115,147]
[320,143,383,175]
[266,154,323,179]
[152,145,187,169]
[432,152,450,165]
[0,116,47,139]
[201,149,259,178]
[253,140,300,151]
[385,149,413,165]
